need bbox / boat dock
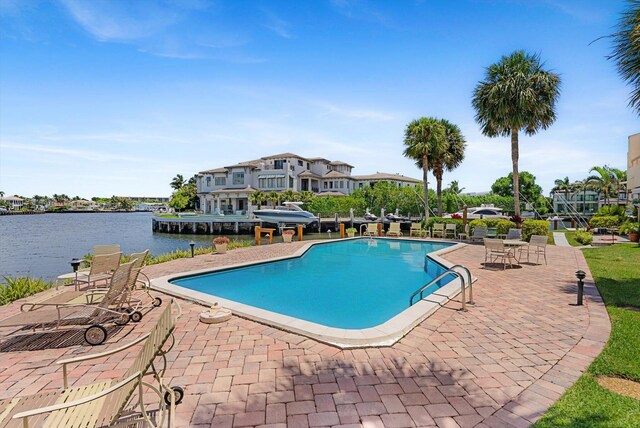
[152,215,420,235]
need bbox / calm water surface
[0,212,251,280]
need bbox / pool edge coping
[151,237,472,348]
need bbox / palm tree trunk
[423,154,430,220]
[436,170,443,216]
[511,128,521,217]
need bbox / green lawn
[534,244,640,428]
[553,230,582,246]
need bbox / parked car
[443,206,508,220]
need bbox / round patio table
[503,239,528,264]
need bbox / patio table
[503,239,528,264]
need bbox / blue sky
[0,0,637,199]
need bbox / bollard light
[575,270,586,305]
[70,258,82,272]
[189,241,195,258]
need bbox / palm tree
[430,119,466,215]
[280,190,298,203]
[472,50,561,216]
[403,117,446,219]
[610,1,640,115]
[267,191,280,207]
[444,180,465,195]
[298,191,315,204]
[250,190,266,208]
[588,166,616,207]
[170,174,186,191]
[551,177,574,214]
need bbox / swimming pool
[154,238,466,347]
[172,239,454,329]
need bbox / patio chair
[505,228,523,240]
[0,301,183,428]
[470,226,488,243]
[483,238,514,270]
[386,223,403,237]
[126,250,163,311]
[74,251,122,289]
[93,244,121,256]
[0,261,137,346]
[432,223,445,238]
[409,222,426,237]
[486,227,498,238]
[519,235,548,265]
[445,223,457,239]
[363,223,379,237]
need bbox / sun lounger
[445,223,457,239]
[0,301,182,428]
[431,223,445,238]
[386,223,403,237]
[0,261,137,346]
[74,251,122,289]
[409,222,427,237]
[363,223,379,237]
[93,244,121,256]
[470,226,488,242]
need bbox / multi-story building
[551,190,600,215]
[0,195,24,210]
[196,153,420,215]
[628,132,640,201]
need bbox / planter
[282,234,293,243]
[347,232,355,238]
[629,232,639,242]
[215,243,227,254]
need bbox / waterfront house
[0,195,24,210]
[629,133,640,201]
[196,153,420,215]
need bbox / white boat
[253,202,318,225]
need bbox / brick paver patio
[0,241,610,427]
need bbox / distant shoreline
[0,210,152,216]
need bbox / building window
[307,162,310,169]
[268,177,276,188]
[274,160,284,169]
[298,160,303,166]
[215,177,226,186]
[232,172,244,185]
[359,183,363,189]
[277,177,284,187]
[339,181,344,189]
[324,182,328,189]
[206,177,211,186]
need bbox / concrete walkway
[0,241,611,427]
[552,232,571,247]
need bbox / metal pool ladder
[409,264,474,311]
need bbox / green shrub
[0,276,55,306]
[575,230,594,245]
[521,220,550,241]
[423,217,464,233]
[619,221,639,235]
[589,216,622,228]
[468,219,487,234]
[146,240,252,265]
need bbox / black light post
[575,270,586,306]
[189,241,195,258]
[70,258,82,288]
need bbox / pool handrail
[409,267,468,311]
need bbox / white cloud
[262,9,292,39]
[313,101,398,121]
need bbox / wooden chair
[0,301,182,428]
[432,223,445,238]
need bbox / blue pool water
[172,239,455,329]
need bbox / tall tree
[552,176,573,200]
[403,117,446,219]
[444,180,465,195]
[430,119,466,215]
[610,0,640,115]
[472,50,561,216]
[588,166,617,207]
[250,190,266,208]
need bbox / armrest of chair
[58,334,150,388]
[13,372,141,421]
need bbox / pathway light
[575,270,586,306]
[189,241,195,258]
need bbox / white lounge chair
[432,223,445,238]
[386,223,403,237]
[445,223,457,239]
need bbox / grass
[552,230,582,246]
[0,276,56,306]
[145,240,252,266]
[534,244,640,428]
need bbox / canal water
[0,212,257,280]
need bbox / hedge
[468,219,516,235]
[521,220,550,241]
[589,215,623,228]
[575,230,593,245]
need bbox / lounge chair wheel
[130,311,143,322]
[152,297,162,307]
[85,324,107,345]
[164,386,184,405]
[114,310,130,326]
